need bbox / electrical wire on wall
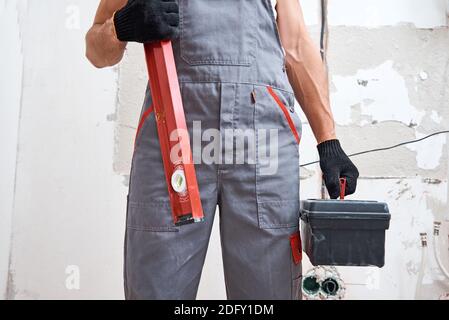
[320,0,329,63]
[301,130,449,168]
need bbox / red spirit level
[144,41,204,226]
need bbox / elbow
[85,30,109,69]
[85,45,124,69]
[85,32,103,68]
[85,31,106,69]
[86,51,105,69]
[85,22,126,68]
[86,53,108,69]
[86,48,121,69]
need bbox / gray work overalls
[125,0,303,300]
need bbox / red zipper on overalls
[267,86,301,145]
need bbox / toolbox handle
[340,177,347,200]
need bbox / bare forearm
[276,0,359,196]
[276,0,336,144]
[85,17,127,68]
[285,36,336,144]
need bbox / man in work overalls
[86,0,359,300]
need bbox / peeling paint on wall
[332,60,425,126]
[430,110,443,124]
[406,132,447,170]
[326,25,449,180]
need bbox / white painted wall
[328,0,448,28]
[1,0,126,299]
[1,0,448,300]
[0,0,23,299]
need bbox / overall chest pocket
[179,0,257,66]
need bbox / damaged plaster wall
[299,0,449,299]
[329,26,449,178]
[1,0,448,300]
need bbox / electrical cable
[300,130,449,168]
[319,0,328,61]
[433,222,449,281]
[415,233,428,300]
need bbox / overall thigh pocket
[126,200,178,232]
[179,0,257,66]
[254,86,301,229]
[128,90,178,232]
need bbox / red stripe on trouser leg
[134,105,154,147]
[267,86,301,144]
[290,232,302,265]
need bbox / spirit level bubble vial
[144,41,204,226]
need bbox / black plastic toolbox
[300,199,390,267]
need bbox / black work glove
[113,0,179,43]
[317,139,359,199]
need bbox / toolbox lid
[300,200,390,230]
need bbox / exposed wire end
[434,221,442,236]
[420,233,428,247]
[432,224,449,280]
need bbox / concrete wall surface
[1,0,448,300]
